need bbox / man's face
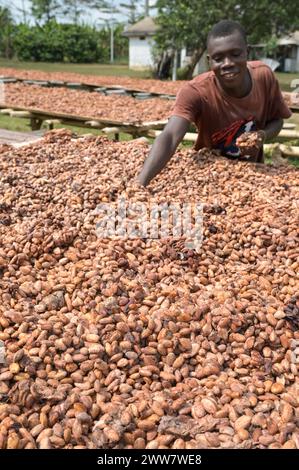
[207,31,249,91]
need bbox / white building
[275,31,299,72]
[123,16,209,75]
[123,16,158,70]
[251,31,299,73]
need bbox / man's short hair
[207,20,247,46]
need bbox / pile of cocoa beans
[0,67,185,95]
[0,131,298,449]
[2,83,173,124]
[0,67,297,108]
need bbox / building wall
[181,48,208,76]
[129,37,155,69]
[283,45,299,72]
[194,54,209,75]
[252,44,299,72]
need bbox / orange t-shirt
[171,61,292,156]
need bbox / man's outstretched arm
[261,118,283,141]
[137,116,190,187]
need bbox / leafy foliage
[0,6,15,59]
[13,21,128,63]
[155,0,299,78]
[31,0,63,23]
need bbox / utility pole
[21,0,27,24]
[145,0,149,16]
[99,1,120,64]
[110,22,114,63]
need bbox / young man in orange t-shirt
[137,20,291,187]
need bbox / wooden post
[30,118,43,131]
[44,119,61,130]
[101,127,121,141]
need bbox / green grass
[288,158,299,167]
[275,72,299,92]
[0,113,30,132]
[288,113,299,130]
[0,113,142,141]
[0,59,151,78]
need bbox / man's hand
[236,131,265,159]
[137,116,190,187]
[124,179,151,201]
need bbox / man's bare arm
[262,118,283,141]
[137,116,190,187]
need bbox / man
[137,20,292,187]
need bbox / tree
[13,21,112,63]
[62,0,109,24]
[155,0,299,79]
[119,1,140,24]
[31,0,63,23]
[119,1,155,24]
[62,0,83,23]
[4,0,28,23]
[0,6,15,58]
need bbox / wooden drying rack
[0,104,167,139]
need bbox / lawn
[288,112,299,130]
[0,113,141,142]
[0,59,151,78]
[275,72,299,92]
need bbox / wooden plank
[0,108,14,115]
[44,119,61,130]
[264,143,299,158]
[280,145,299,157]
[146,129,197,141]
[0,104,166,129]
[10,110,34,118]
[283,123,296,129]
[101,127,121,134]
[0,104,167,137]
[44,119,61,125]
[278,129,299,139]
[85,120,104,128]
[148,129,299,143]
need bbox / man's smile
[221,71,240,80]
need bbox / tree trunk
[184,47,205,79]
[5,39,11,59]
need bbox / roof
[276,31,299,46]
[252,30,299,48]
[123,16,158,37]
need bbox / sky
[2,0,157,26]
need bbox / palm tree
[0,6,15,59]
